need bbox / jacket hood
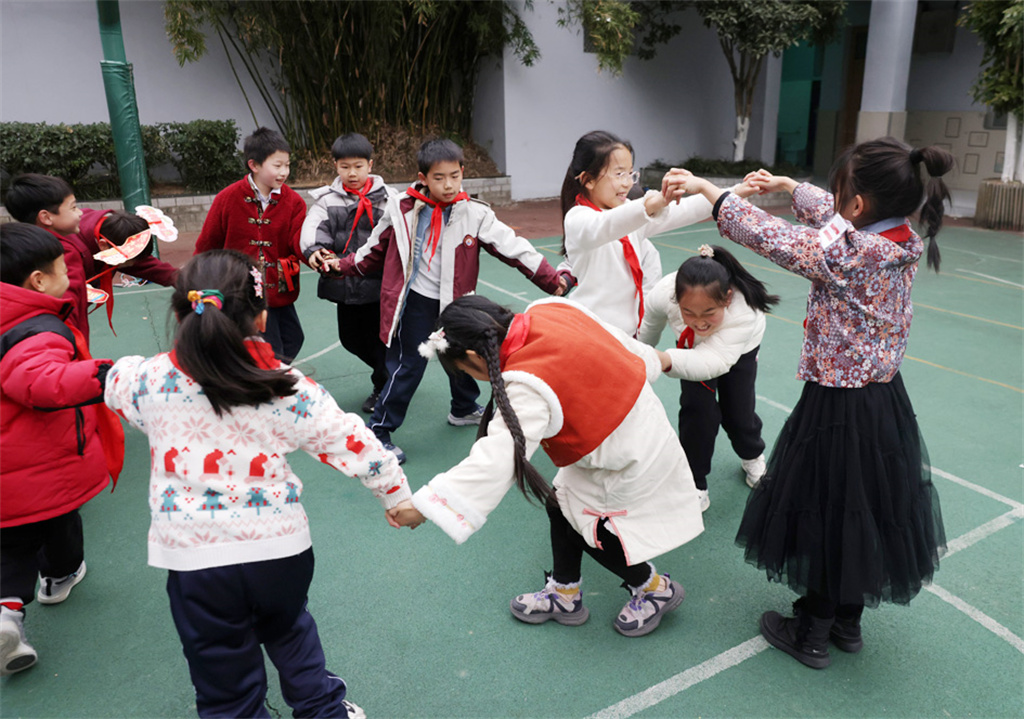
[0,282,73,334]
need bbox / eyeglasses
[611,170,640,185]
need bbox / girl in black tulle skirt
[677,137,949,669]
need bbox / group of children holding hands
[0,124,949,717]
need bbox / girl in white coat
[388,295,704,637]
[640,244,779,511]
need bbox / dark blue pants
[0,509,83,607]
[264,304,305,363]
[166,549,350,719]
[370,291,479,444]
[678,346,765,490]
[336,301,388,392]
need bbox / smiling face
[677,285,732,336]
[40,194,83,236]
[249,150,291,196]
[335,156,373,192]
[418,160,464,204]
[584,145,635,210]
[33,254,70,299]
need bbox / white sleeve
[104,355,148,432]
[664,309,762,381]
[411,382,550,543]
[645,193,713,236]
[638,275,674,346]
[563,199,652,255]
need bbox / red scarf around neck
[342,179,376,253]
[406,186,470,270]
[574,194,645,328]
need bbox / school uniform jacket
[300,175,395,305]
[194,178,307,308]
[716,184,920,388]
[332,183,561,346]
[0,284,110,528]
[639,272,766,381]
[560,191,713,335]
[411,298,704,566]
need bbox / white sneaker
[37,560,86,605]
[741,454,767,488]
[342,700,366,719]
[447,405,485,427]
[697,489,710,512]
[0,607,37,676]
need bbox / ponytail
[829,137,953,272]
[433,296,556,506]
[171,250,297,416]
[675,245,779,314]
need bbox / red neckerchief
[68,324,124,486]
[574,194,645,328]
[170,338,281,373]
[405,186,470,270]
[279,257,301,293]
[801,221,914,330]
[342,178,376,253]
[677,326,695,349]
[86,212,126,335]
[498,313,531,370]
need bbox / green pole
[96,0,155,252]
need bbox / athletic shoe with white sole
[614,574,685,637]
[0,607,37,676]
[342,700,367,719]
[741,454,767,488]
[510,573,589,626]
[37,560,86,605]
[447,405,485,426]
[696,489,710,512]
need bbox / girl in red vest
[388,295,705,637]
[676,137,949,669]
[640,244,779,511]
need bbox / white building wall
[0,0,276,133]
[482,2,773,201]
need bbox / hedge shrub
[0,119,242,201]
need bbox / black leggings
[547,502,652,588]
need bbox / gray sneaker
[510,573,589,626]
[37,560,86,605]
[447,405,485,426]
[614,574,685,637]
[0,607,37,675]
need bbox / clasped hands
[386,499,426,530]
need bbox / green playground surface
[2,218,1022,718]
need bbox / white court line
[755,394,792,414]
[944,506,1024,557]
[477,279,528,300]
[944,245,1023,264]
[926,465,1024,509]
[924,583,1024,654]
[954,269,1024,289]
[586,637,770,719]
[295,341,342,364]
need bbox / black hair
[244,127,291,167]
[171,250,297,416]
[675,245,779,314]
[417,138,464,175]
[4,173,74,224]
[0,222,64,286]
[331,133,374,161]
[95,211,154,261]
[434,295,556,507]
[559,130,633,254]
[828,136,953,271]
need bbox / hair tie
[910,148,923,164]
[698,244,715,258]
[187,289,224,315]
[249,266,264,298]
[418,328,449,359]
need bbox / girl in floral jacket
[676,137,949,670]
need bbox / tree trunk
[733,115,750,161]
[1001,113,1018,183]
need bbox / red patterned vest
[499,302,646,467]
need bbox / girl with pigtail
[387,295,705,638]
[675,137,949,670]
[105,250,409,719]
[639,244,780,511]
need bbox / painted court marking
[953,269,1024,289]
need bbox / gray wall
[0,0,276,132]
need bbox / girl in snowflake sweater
[105,250,408,719]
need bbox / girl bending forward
[389,296,704,637]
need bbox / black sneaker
[361,389,381,414]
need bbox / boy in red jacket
[194,127,308,361]
[0,224,121,676]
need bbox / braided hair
[434,295,556,506]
